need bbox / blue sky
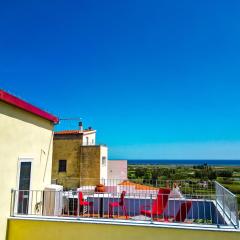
[1,1,240,159]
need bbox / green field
[128,164,240,216]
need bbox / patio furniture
[140,188,171,218]
[109,191,128,219]
[164,201,192,222]
[78,191,93,215]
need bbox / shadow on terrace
[11,179,239,229]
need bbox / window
[102,156,106,167]
[18,161,32,214]
[58,160,67,172]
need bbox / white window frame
[14,157,33,215]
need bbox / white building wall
[82,132,96,145]
[99,146,108,180]
[108,160,128,180]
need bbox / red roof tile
[118,180,158,190]
[55,129,95,135]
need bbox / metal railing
[10,180,239,228]
[52,178,216,195]
[215,181,239,228]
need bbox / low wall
[7,218,240,240]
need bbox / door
[18,161,32,214]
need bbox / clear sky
[1,1,240,159]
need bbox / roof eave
[0,89,59,124]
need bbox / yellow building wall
[0,101,54,240]
[79,145,101,186]
[7,218,240,240]
[52,136,108,189]
[80,145,108,186]
[52,138,82,189]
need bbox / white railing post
[234,196,239,228]
[150,194,153,223]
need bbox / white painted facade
[100,146,108,180]
[82,131,96,145]
[108,160,128,180]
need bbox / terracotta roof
[0,89,59,124]
[118,180,158,190]
[55,129,95,135]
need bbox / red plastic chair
[164,201,192,222]
[109,191,128,219]
[78,191,93,215]
[175,201,192,222]
[140,188,171,218]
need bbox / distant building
[108,160,128,180]
[52,123,108,189]
[0,89,58,240]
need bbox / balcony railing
[215,181,239,228]
[10,179,239,229]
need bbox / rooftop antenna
[60,118,82,121]
[58,117,83,130]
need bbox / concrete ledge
[7,217,240,240]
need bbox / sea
[127,159,240,166]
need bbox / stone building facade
[52,129,108,189]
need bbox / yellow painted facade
[7,218,240,240]
[0,101,55,240]
[52,137,82,188]
[52,133,108,189]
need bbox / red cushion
[80,201,93,206]
[109,202,120,207]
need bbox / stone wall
[52,136,105,189]
[52,136,82,189]
[79,146,101,186]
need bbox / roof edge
[54,129,96,135]
[0,89,59,124]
